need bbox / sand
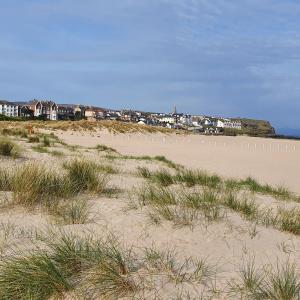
[58,130,300,193]
[0,130,299,299]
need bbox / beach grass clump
[276,208,300,235]
[137,166,152,179]
[223,192,258,220]
[64,158,108,194]
[84,243,138,298]
[0,231,139,299]
[50,150,65,157]
[28,135,40,143]
[0,167,13,191]
[95,144,118,153]
[12,163,67,206]
[149,204,198,228]
[31,145,49,153]
[264,261,300,300]
[230,258,300,300]
[136,184,177,207]
[143,246,217,285]
[175,169,221,189]
[42,135,51,147]
[237,177,295,201]
[151,169,174,186]
[0,252,71,300]
[1,127,28,138]
[153,155,182,170]
[229,257,267,299]
[183,190,223,222]
[0,138,20,158]
[53,199,93,225]
[97,164,118,174]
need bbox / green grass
[276,208,300,235]
[175,169,221,189]
[149,204,198,228]
[3,159,108,208]
[223,192,259,221]
[42,135,51,147]
[97,164,118,174]
[31,145,49,153]
[53,199,93,225]
[230,258,300,300]
[64,158,108,194]
[106,154,182,170]
[95,144,118,153]
[135,184,177,207]
[226,177,295,201]
[49,150,65,157]
[1,127,28,138]
[137,167,174,186]
[27,135,40,143]
[150,169,175,186]
[137,166,151,178]
[0,252,71,299]
[0,167,12,191]
[0,231,139,299]
[0,138,20,158]
[12,163,68,207]
[183,190,223,222]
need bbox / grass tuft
[53,199,93,225]
[64,158,108,194]
[95,144,118,153]
[175,169,221,189]
[12,163,67,206]
[0,138,20,158]
[0,252,71,300]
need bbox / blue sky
[0,0,299,132]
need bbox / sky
[0,0,299,132]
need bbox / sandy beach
[0,128,299,299]
[59,130,300,193]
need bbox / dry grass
[229,257,300,300]
[0,138,20,158]
[0,120,176,134]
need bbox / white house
[216,120,225,128]
[216,118,242,130]
[159,115,175,124]
[0,100,19,117]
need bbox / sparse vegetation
[49,150,65,157]
[175,169,222,189]
[0,138,20,158]
[95,144,118,153]
[27,135,40,143]
[31,145,49,153]
[64,158,108,194]
[53,199,93,225]
[230,258,300,300]
[12,163,67,207]
[42,135,51,147]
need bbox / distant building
[0,100,19,117]
[216,118,242,130]
[27,100,58,120]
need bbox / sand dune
[59,130,300,193]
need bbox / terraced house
[27,100,58,120]
[0,100,19,117]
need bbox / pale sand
[0,133,299,299]
[58,130,300,193]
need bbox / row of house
[0,99,242,133]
